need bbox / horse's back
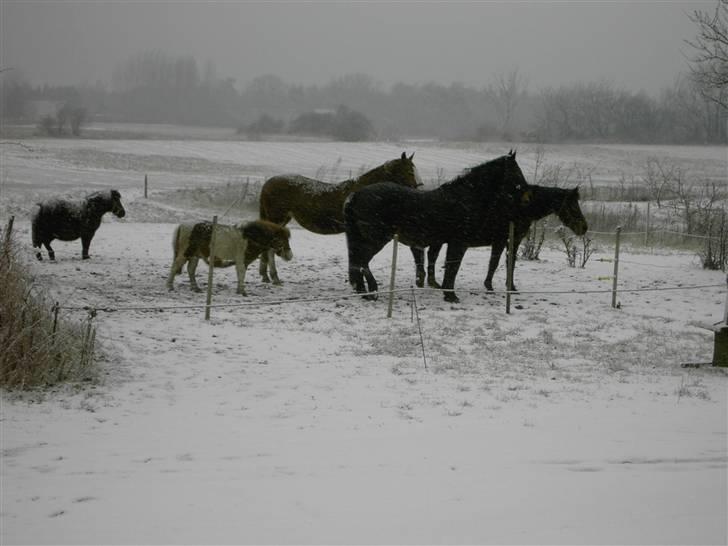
[346,182,459,246]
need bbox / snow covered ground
[1,137,726,544]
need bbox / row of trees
[2,2,725,143]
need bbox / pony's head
[365,152,423,189]
[87,189,126,218]
[243,220,293,262]
[556,187,588,235]
[109,190,126,218]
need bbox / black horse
[31,189,126,261]
[422,185,588,292]
[344,151,531,303]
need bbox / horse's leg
[268,249,282,285]
[362,265,379,300]
[485,240,506,292]
[508,241,520,292]
[441,243,467,303]
[427,244,443,288]
[187,257,202,292]
[411,246,425,288]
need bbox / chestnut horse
[258,152,422,284]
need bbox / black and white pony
[31,189,126,261]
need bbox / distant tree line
[2,26,725,144]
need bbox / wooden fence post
[144,175,148,198]
[3,215,14,247]
[506,222,515,314]
[387,234,399,318]
[205,215,218,321]
[612,226,622,308]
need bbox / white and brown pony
[167,219,292,295]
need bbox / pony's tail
[172,224,183,274]
[30,204,42,249]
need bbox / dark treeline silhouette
[2,50,725,143]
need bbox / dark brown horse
[422,185,588,292]
[31,189,126,261]
[344,151,532,303]
[258,152,422,284]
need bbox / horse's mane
[440,155,508,190]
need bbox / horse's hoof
[428,281,442,289]
[272,279,282,286]
[35,253,43,261]
[415,279,424,288]
[82,256,90,260]
[192,287,202,293]
[444,293,460,303]
[363,293,378,301]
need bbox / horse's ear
[408,152,415,160]
[401,152,406,160]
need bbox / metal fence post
[387,234,399,318]
[506,222,515,314]
[205,215,218,321]
[612,226,622,308]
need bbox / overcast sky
[0,1,717,95]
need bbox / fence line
[56,282,725,315]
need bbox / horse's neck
[349,165,388,191]
[528,186,565,220]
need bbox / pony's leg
[43,241,55,261]
[411,247,425,288]
[441,244,467,303]
[427,244,443,288]
[259,251,271,283]
[167,255,187,291]
[235,259,248,296]
[80,232,93,259]
[187,257,202,292]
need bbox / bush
[289,105,374,141]
[240,114,285,136]
[0,225,98,388]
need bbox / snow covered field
[1,136,726,544]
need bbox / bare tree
[489,68,527,140]
[686,0,728,109]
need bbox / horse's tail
[343,193,365,285]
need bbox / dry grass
[0,226,98,388]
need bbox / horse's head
[366,152,423,189]
[556,187,588,236]
[109,189,126,218]
[499,150,532,209]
